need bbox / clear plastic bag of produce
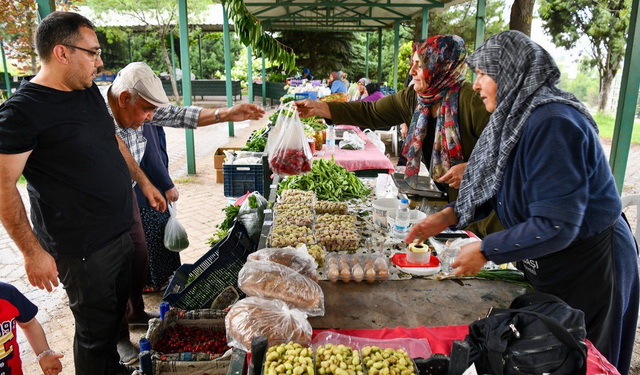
[267,102,313,176]
[238,260,325,316]
[247,247,318,282]
[237,191,268,242]
[164,202,189,252]
[363,129,386,154]
[339,131,365,150]
[225,296,313,352]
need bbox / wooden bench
[161,80,242,101]
[252,82,287,106]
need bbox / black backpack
[465,292,587,375]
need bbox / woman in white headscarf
[406,30,639,374]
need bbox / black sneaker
[117,338,140,365]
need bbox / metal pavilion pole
[198,34,204,79]
[170,31,177,79]
[178,0,196,174]
[128,35,133,63]
[2,40,11,97]
[610,0,640,193]
[35,0,54,19]
[365,33,370,79]
[473,0,486,81]
[248,46,254,103]
[377,29,382,83]
[421,7,429,39]
[262,52,267,106]
[392,21,400,90]
[222,5,235,137]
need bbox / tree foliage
[1,0,79,74]
[539,0,631,113]
[84,0,210,103]
[220,0,296,71]
[423,0,508,51]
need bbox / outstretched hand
[227,103,265,121]
[294,99,331,119]
[405,207,459,245]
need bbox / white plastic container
[372,198,400,229]
[407,243,432,265]
[409,210,427,224]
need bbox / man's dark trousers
[57,232,134,375]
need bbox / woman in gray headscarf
[406,30,639,374]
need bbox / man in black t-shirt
[0,12,143,375]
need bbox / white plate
[396,264,441,276]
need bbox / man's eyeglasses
[62,44,102,61]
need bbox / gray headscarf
[454,30,598,228]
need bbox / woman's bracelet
[35,349,55,364]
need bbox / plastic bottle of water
[326,125,336,152]
[393,198,410,238]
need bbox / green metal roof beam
[257,15,409,20]
[356,0,412,18]
[265,26,379,31]
[247,1,445,8]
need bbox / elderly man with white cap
[99,62,264,364]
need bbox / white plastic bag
[163,202,189,252]
[338,131,365,150]
[267,102,313,176]
[364,129,386,154]
[225,297,313,352]
[247,247,318,281]
[237,191,268,242]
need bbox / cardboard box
[215,169,224,183]
[214,147,242,170]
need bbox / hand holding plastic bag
[164,202,189,252]
[267,102,313,176]
[226,297,313,351]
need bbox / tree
[539,0,631,113]
[509,0,536,36]
[422,0,507,51]
[1,0,79,74]
[85,0,210,104]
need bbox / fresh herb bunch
[206,205,241,246]
[277,157,370,201]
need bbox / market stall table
[315,125,394,176]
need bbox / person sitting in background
[1,281,64,374]
[360,82,384,102]
[350,78,371,101]
[328,71,347,94]
[302,68,313,81]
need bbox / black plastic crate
[223,162,267,198]
[163,221,255,310]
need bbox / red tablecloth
[312,326,620,375]
[314,125,395,174]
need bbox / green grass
[593,113,640,144]
[174,177,196,184]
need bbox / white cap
[115,62,170,107]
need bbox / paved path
[2,108,639,374]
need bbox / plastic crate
[163,222,255,310]
[223,163,264,198]
[302,91,318,100]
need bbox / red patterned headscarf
[402,35,468,189]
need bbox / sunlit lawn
[593,113,640,144]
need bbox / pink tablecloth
[314,125,395,174]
